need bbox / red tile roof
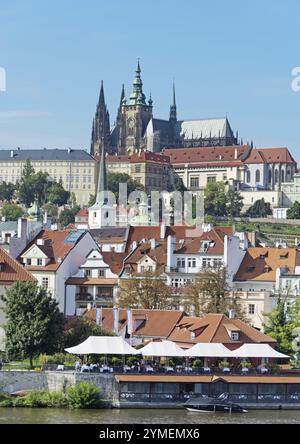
[84,308,185,339]
[130,151,170,164]
[168,313,276,346]
[175,227,232,255]
[164,145,250,165]
[0,248,36,284]
[234,247,299,282]
[245,148,296,164]
[75,208,89,218]
[19,229,86,271]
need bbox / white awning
[231,344,289,359]
[139,340,186,357]
[184,343,234,358]
[65,336,140,355]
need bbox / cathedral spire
[97,80,105,115]
[129,60,147,105]
[94,142,108,207]
[169,82,177,123]
[91,81,111,157]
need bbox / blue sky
[0,0,300,161]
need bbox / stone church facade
[90,61,238,157]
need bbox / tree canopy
[0,182,16,202]
[63,317,115,349]
[245,198,272,218]
[118,273,171,310]
[183,265,247,320]
[47,180,70,207]
[204,182,243,218]
[287,201,300,220]
[1,203,24,221]
[1,281,64,367]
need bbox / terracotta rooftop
[234,247,299,282]
[84,308,185,339]
[75,208,89,218]
[164,145,250,165]
[0,248,36,284]
[168,313,276,346]
[175,227,232,255]
[130,151,170,164]
[245,148,296,165]
[19,229,87,271]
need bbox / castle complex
[90,61,238,157]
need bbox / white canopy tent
[65,336,140,356]
[184,343,234,358]
[231,344,289,359]
[139,340,186,357]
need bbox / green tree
[287,201,300,220]
[1,281,64,367]
[184,265,247,320]
[64,318,114,349]
[0,182,16,202]
[1,203,24,221]
[67,382,103,409]
[59,209,75,227]
[47,180,70,207]
[108,172,144,200]
[118,273,171,310]
[226,189,244,219]
[204,182,227,217]
[17,160,50,207]
[88,194,96,207]
[245,198,272,218]
[264,296,296,354]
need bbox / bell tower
[118,61,153,154]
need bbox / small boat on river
[184,393,248,414]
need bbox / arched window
[255,170,260,183]
[268,169,272,183]
[246,170,251,183]
[275,170,279,184]
[281,169,285,182]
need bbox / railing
[119,392,300,404]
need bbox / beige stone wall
[240,190,283,210]
[0,159,97,206]
[174,165,243,189]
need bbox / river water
[1,408,300,424]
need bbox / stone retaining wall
[0,371,118,403]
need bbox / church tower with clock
[114,60,153,154]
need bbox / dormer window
[231,332,239,341]
[263,266,272,273]
[260,252,268,259]
[37,259,43,266]
[246,266,255,273]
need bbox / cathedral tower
[117,61,153,154]
[90,81,111,157]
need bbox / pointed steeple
[96,81,105,115]
[120,83,125,107]
[93,142,108,208]
[169,82,177,123]
[91,81,111,156]
[128,59,147,106]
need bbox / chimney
[150,238,156,250]
[37,239,45,246]
[17,218,27,239]
[10,150,14,158]
[160,222,166,239]
[167,235,176,269]
[87,303,92,311]
[234,148,238,160]
[229,309,236,319]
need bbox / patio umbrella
[184,343,234,358]
[65,336,140,355]
[139,340,186,357]
[230,344,289,359]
